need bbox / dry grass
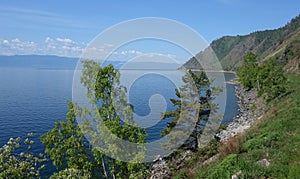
[218,137,241,157]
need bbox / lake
[0,55,238,177]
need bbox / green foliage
[237,52,259,89]
[249,103,257,110]
[171,139,220,178]
[42,60,148,178]
[173,168,189,179]
[193,74,300,178]
[183,15,300,71]
[288,165,300,178]
[40,102,93,177]
[257,60,289,101]
[205,154,239,178]
[0,136,46,178]
[211,35,244,61]
[50,168,88,179]
[82,61,148,178]
[161,70,218,150]
[189,138,219,165]
[237,53,289,101]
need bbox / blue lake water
[0,56,238,177]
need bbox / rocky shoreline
[149,82,267,178]
[216,83,266,142]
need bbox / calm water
[0,67,73,177]
[0,59,238,177]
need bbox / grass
[249,103,257,111]
[174,74,300,178]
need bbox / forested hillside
[183,15,300,72]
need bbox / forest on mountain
[183,15,300,73]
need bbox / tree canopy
[0,135,46,178]
[161,70,222,151]
[237,52,289,101]
[41,60,148,178]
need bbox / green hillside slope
[172,74,300,178]
[183,15,300,72]
[194,74,300,178]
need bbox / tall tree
[42,60,148,178]
[40,102,94,178]
[237,53,289,102]
[161,70,221,151]
[237,52,259,90]
[90,62,148,178]
[257,59,289,101]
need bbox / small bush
[249,103,257,110]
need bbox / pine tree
[161,70,221,151]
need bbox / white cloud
[0,37,82,57]
[119,50,143,56]
[45,37,53,43]
[104,43,114,48]
[42,37,85,57]
[3,40,9,45]
[0,37,178,62]
[11,38,20,43]
[0,38,38,55]
[56,38,75,44]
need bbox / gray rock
[231,170,242,179]
[216,83,266,142]
[256,158,270,167]
[153,155,161,163]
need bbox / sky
[0,0,299,62]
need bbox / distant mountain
[0,55,178,70]
[183,15,300,73]
[0,55,130,70]
[0,55,78,69]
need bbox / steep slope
[194,74,300,178]
[171,74,300,178]
[183,15,300,72]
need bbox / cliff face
[182,15,300,73]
